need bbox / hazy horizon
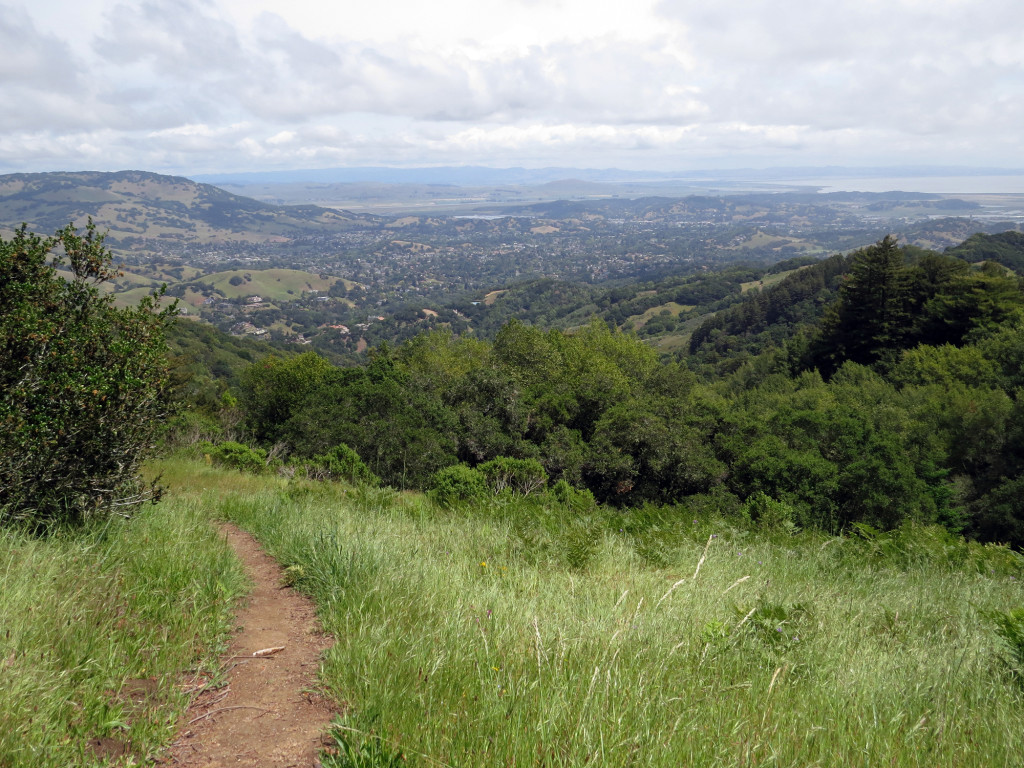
[198,164,1024,197]
[3,0,1021,177]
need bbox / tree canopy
[217,235,1024,545]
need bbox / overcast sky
[1,0,1022,176]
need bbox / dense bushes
[230,238,1024,545]
[0,224,174,528]
[478,457,547,495]
[202,439,380,487]
[310,444,380,487]
[429,457,551,507]
[429,464,489,506]
[203,440,268,474]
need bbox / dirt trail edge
[160,523,339,768]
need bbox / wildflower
[480,561,487,568]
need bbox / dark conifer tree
[811,235,910,376]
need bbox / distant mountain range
[3,169,1022,260]
[192,164,1024,188]
[0,170,379,252]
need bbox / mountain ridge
[0,170,381,255]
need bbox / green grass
[172,460,1024,768]
[625,301,696,329]
[10,456,1022,766]
[0,495,247,767]
[189,268,342,300]
[740,267,807,293]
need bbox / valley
[5,170,1024,768]
[3,170,1022,359]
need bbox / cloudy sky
[1,0,1022,175]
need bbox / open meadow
[160,458,1024,768]
[3,456,1023,766]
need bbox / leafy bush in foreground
[0,223,174,528]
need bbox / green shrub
[550,478,597,511]
[312,444,381,487]
[734,599,815,650]
[503,498,604,570]
[843,522,1024,574]
[203,441,267,474]
[164,409,224,448]
[429,464,488,506]
[0,223,174,528]
[744,491,797,534]
[478,456,548,495]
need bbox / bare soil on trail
[160,524,339,767]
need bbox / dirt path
[160,524,339,767]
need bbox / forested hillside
[188,236,1024,546]
[946,230,1024,272]
[5,222,1024,768]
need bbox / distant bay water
[795,174,1024,194]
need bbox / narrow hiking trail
[160,524,339,767]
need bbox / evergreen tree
[811,236,910,375]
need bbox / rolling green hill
[0,170,381,255]
[188,268,346,300]
[110,268,360,308]
[945,230,1024,272]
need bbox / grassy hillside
[740,265,807,293]
[3,449,1023,766]
[187,268,344,300]
[0,497,246,767]
[158,458,1024,768]
[110,268,355,308]
[0,171,379,255]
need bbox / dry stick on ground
[187,706,270,726]
[159,523,338,768]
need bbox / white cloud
[0,7,81,87]
[0,0,1021,173]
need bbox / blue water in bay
[795,175,1024,194]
